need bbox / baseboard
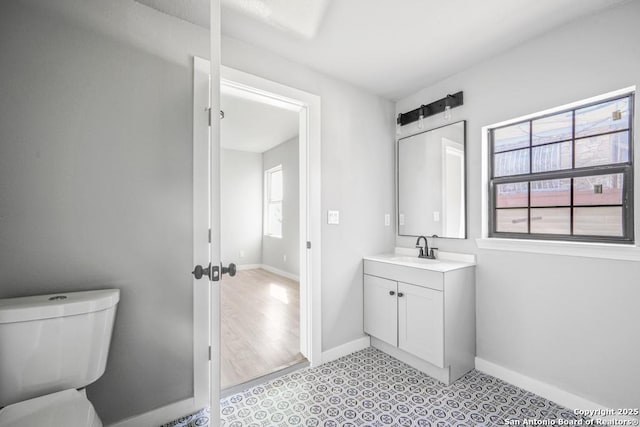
[260,264,300,282]
[475,357,609,414]
[321,336,371,364]
[107,398,199,427]
[236,263,262,271]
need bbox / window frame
[488,92,635,244]
[264,164,283,238]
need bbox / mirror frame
[396,120,468,239]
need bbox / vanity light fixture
[396,91,463,128]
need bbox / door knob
[192,263,211,280]
[389,290,396,296]
[221,263,236,277]
[397,292,404,297]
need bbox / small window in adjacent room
[488,92,634,243]
[265,165,283,238]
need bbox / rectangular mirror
[398,120,467,238]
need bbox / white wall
[221,149,263,266]
[222,36,396,351]
[262,137,300,277]
[0,0,208,424]
[395,1,640,408]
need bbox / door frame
[219,65,322,368]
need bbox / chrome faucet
[415,235,437,259]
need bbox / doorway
[219,81,306,389]
[193,59,322,419]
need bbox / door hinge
[306,241,311,249]
[208,346,211,361]
[208,228,211,243]
[207,108,211,126]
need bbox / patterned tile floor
[164,347,590,426]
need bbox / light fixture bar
[397,91,463,126]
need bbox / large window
[265,165,283,238]
[489,93,634,243]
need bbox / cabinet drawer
[364,260,443,291]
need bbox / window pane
[494,149,530,177]
[495,209,528,233]
[267,202,282,236]
[573,206,623,237]
[575,131,630,168]
[493,123,530,153]
[532,111,573,145]
[270,169,283,201]
[530,179,571,207]
[531,141,572,173]
[496,182,528,208]
[575,97,630,138]
[574,173,623,206]
[530,208,570,234]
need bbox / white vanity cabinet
[363,255,475,385]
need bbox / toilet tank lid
[0,289,120,324]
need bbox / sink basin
[389,256,439,264]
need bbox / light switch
[384,214,391,226]
[327,210,340,225]
[399,213,405,226]
[433,211,440,222]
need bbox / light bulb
[443,105,452,121]
[417,110,424,129]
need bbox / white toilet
[0,289,120,427]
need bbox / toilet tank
[0,289,120,407]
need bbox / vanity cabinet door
[398,282,444,367]
[364,274,398,347]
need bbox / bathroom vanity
[363,252,475,385]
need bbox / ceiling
[136,0,629,100]
[220,87,298,153]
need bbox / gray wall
[0,0,208,424]
[262,137,300,277]
[395,1,640,408]
[221,149,263,266]
[222,36,396,351]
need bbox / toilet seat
[0,389,102,427]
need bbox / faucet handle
[429,248,438,258]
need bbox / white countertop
[363,250,475,272]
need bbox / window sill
[475,237,640,261]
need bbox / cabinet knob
[389,290,395,296]
[398,292,404,297]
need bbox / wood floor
[221,268,306,390]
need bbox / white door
[193,54,224,423]
[191,3,224,423]
[363,274,398,346]
[398,282,444,367]
[192,57,212,412]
